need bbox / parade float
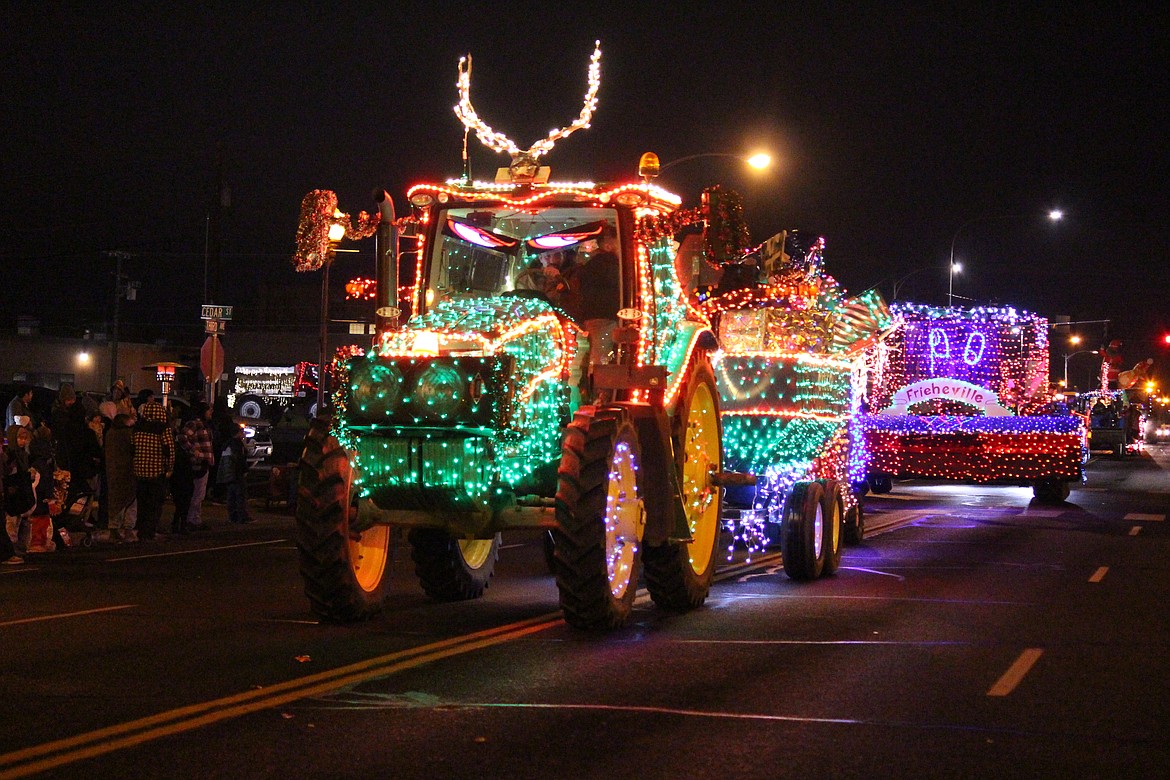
[290,42,753,630]
[694,232,894,579]
[1069,345,1152,456]
[855,303,1085,502]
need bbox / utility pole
[104,250,132,389]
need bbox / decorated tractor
[291,43,744,630]
[694,233,894,579]
[855,303,1085,503]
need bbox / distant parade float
[855,303,1085,502]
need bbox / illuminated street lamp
[654,151,773,176]
[947,209,1064,307]
[948,261,962,307]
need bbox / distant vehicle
[239,417,273,466]
[1070,390,1144,457]
[227,363,319,422]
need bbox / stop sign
[201,336,225,380]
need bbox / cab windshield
[426,204,618,309]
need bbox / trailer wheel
[407,529,499,601]
[1033,477,1070,504]
[296,418,391,622]
[868,473,893,495]
[238,395,265,419]
[782,481,826,581]
[819,480,844,576]
[553,407,645,629]
[844,495,866,545]
[644,363,723,611]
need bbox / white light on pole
[946,209,1064,308]
[656,151,774,176]
[948,261,962,308]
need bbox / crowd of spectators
[3,382,250,564]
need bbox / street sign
[201,335,225,380]
[201,304,233,320]
[205,319,225,334]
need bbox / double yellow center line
[0,553,779,778]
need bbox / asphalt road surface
[2,447,1168,779]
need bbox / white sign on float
[880,378,1013,416]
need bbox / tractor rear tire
[820,480,844,576]
[296,418,392,622]
[553,407,645,630]
[782,481,827,581]
[644,363,723,611]
[408,529,500,601]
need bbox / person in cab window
[574,225,620,363]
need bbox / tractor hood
[379,296,577,361]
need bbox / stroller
[49,469,100,549]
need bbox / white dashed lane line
[1088,566,1108,583]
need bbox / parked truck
[228,362,319,421]
[292,44,743,629]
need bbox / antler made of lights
[454,40,602,165]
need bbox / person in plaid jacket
[182,402,215,530]
[133,398,173,540]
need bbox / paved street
[2,448,1168,779]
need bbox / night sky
[3,5,1166,381]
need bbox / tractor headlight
[412,362,467,421]
[349,361,405,420]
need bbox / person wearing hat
[132,394,173,540]
[110,380,134,417]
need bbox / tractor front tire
[296,419,392,622]
[408,529,500,601]
[553,407,645,630]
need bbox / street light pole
[891,265,941,301]
[947,210,1063,308]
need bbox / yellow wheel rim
[348,524,391,593]
[458,538,495,570]
[682,381,720,575]
[605,437,644,599]
[827,496,840,556]
[344,459,390,594]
